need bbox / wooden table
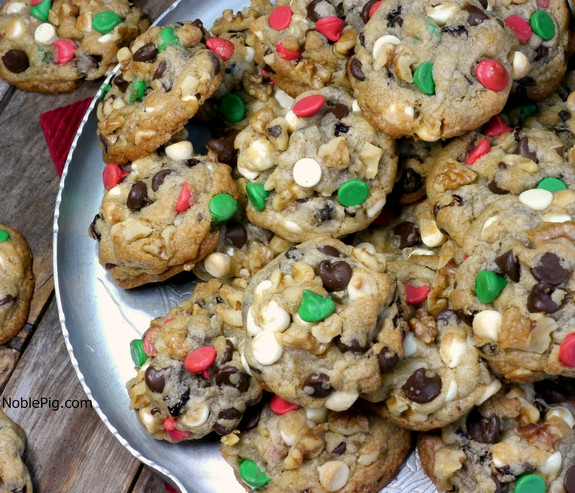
[0,0,178,490]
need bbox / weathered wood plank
[2,301,142,491]
[132,465,172,493]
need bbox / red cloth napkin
[40,96,92,177]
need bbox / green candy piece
[99,83,111,100]
[530,10,555,41]
[158,27,180,52]
[519,103,537,118]
[413,61,435,95]
[298,289,335,323]
[30,0,51,22]
[514,473,545,493]
[129,339,147,367]
[475,270,508,304]
[220,94,246,123]
[129,79,147,103]
[239,460,269,490]
[425,19,441,38]
[209,193,238,222]
[537,177,567,193]
[337,179,369,207]
[246,183,269,212]
[92,11,122,34]
[0,229,10,242]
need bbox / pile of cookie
[87,0,575,491]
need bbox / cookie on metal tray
[221,401,412,493]
[0,224,34,345]
[127,279,263,442]
[89,144,238,289]
[96,21,225,165]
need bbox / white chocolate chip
[285,109,302,131]
[255,280,273,298]
[480,216,499,239]
[324,390,358,411]
[475,378,502,405]
[420,217,446,247]
[34,22,58,46]
[293,158,322,188]
[244,46,255,62]
[367,198,386,219]
[472,310,502,341]
[5,18,26,40]
[519,188,553,210]
[408,248,435,257]
[6,1,26,14]
[444,379,458,402]
[306,406,329,423]
[372,35,401,60]
[426,3,459,24]
[546,407,575,428]
[512,51,531,80]
[542,212,571,223]
[165,141,194,161]
[352,100,361,112]
[354,242,376,254]
[284,220,303,234]
[347,270,377,300]
[403,332,418,358]
[244,139,274,171]
[251,331,282,365]
[259,300,291,332]
[439,333,468,368]
[180,402,210,427]
[240,344,253,376]
[237,163,259,180]
[246,306,263,336]
[98,31,121,43]
[537,451,562,479]
[274,88,295,109]
[318,461,350,492]
[203,252,231,279]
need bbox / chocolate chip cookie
[0,224,34,345]
[127,279,262,441]
[0,410,33,493]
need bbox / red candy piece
[293,94,325,117]
[184,346,217,374]
[31,0,42,5]
[102,163,128,191]
[54,39,77,64]
[483,115,512,137]
[372,203,395,226]
[405,284,430,305]
[315,16,345,42]
[505,16,532,44]
[270,395,299,415]
[537,0,549,7]
[369,0,382,18]
[559,333,575,367]
[476,59,509,92]
[206,37,235,61]
[163,418,190,441]
[465,137,491,164]
[176,182,191,213]
[142,326,161,357]
[276,40,301,60]
[164,483,178,493]
[269,6,292,30]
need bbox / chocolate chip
[464,5,488,25]
[219,339,235,365]
[488,179,509,195]
[133,42,158,63]
[348,57,365,81]
[332,441,347,455]
[306,0,324,22]
[207,51,221,77]
[318,245,341,257]
[442,25,468,36]
[393,221,420,248]
[315,203,335,222]
[361,0,380,23]
[564,465,575,493]
[495,250,520,282]
[268,125,282,138]
[335,337,366,353]
[224,221,248,248]
[516,136,538,162]
[303,372,333,398]
[527,282,561,313]
[325,103,349,121]
[531,253,568,286]
[215,366,250,393]
[145,366,165,393]
[206,137,236,165]
[466,409,500,443]
[126,181,152,210]
[167,388,190,417]
[378,347,399,373]
[318,260,352,291]
[151,169,172,192]
[387,6,403,27]
[89,214,101,241]
[153,59,167,80]
[534,377,573,403]
[402,368,442,403]
[113,73,129,92]
[218,407,242,420]
[2,49,29,73]
[0,295,14,307]
[559,110,571,122]
[334,122,350,136]
[396,168,423,196]
[535,45,549,62]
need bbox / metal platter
[53,0,438,491]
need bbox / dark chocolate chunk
[113,73,129,92]
[348,57,365,81]
[268,125,282,138]
[488,180,509,195]
[466,409,500,443]
[527,282,561,313]
[564,465,575,493]
[2,49,29,73]
[325,103,349,121]
[495,250,520,282]
[151,169,172,192]
[393,221,420,248]
[318,245,341,257]
[442,25,468,36]
[303,372,334,398]
[465,5,488,25]
[218,407,242,420]
[144,366,165,393]
[531,253,568,286]
[517,136,539,162]
[206,137,236,165]
[132,42,158,63]
[126,181,152,210]
[378,347,399,373]
[215,366,250,393]
[306,0,324,22]
[332,441,347,455]
[402,368,441,403]
[361,0,380,23]
[167,388,190,417]
[318,260,352,291]
[153,59,167,80]
[224,221,248,248]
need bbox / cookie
[418,381,575,492]
[248,0,359,97]
[241,236,406,411]
[492,0,569,102]
[0,224,34,345]
[348,0,519,140]
[127,279,262,442]
[450,192,575,383]
[235,85,398,243]
[88,147,238,289]
[426,125,575,248]
[0,410,33,493]
[0,0,82,93]
[49,0,150,80]
[220,401,412,493]
[96,21,225,165]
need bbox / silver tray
[53,1,438,491]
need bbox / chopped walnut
[409,308,438,343]
[432,159,477,193]
[328,408,369,435]
[283,425,327,469]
